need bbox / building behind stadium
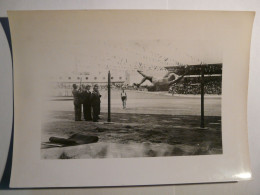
[49,71,130,97]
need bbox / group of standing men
[72,84,101,122]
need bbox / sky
[14,11,224,84]
[48,39,222,84]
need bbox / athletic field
[41,90,222,159]
[46,89,221,116]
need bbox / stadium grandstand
[167,63,222,95]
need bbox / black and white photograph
[8,10,253,187]
[40,39,223,159]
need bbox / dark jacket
[91,91,101,107]
[72,89,81,104]
[82,90,92,105]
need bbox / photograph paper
[8,10,254,187]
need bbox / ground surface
[41,90,222,158]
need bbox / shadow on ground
[41,111,222,158]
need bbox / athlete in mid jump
[133,65,188,90]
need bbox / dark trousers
[74,102,82,121]
[92,105,99,122]
[83,103,92,120]
[97,103,100,115]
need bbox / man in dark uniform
[72,84,82,121]
[82,84,92,121]
[91,84,101,122]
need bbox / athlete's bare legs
[133,70,153,87]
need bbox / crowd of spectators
[169,79,222,95]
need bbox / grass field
[41,90,222,158]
